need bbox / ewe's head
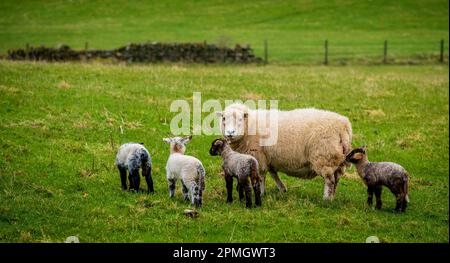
[345,145,368,163]
[216,104,248,142]
[163,135,192,154]
[209,138,228,156]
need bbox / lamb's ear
[243,112,248,118]
[163,138,171,143]
[182,135,192,144]
[353,153,364,160]
[216,112,223,117]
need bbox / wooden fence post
[383,40,388,64]
[264,39,268,64]
[440,39,444,63]
[204,40,207,64]
[26,43,29,59]
[324,40,328,65]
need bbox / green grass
[0,0,448,243]
[0,61,448,242]
[0,0,448,63]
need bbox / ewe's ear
[244,112,248,118]
[163,138,171,143]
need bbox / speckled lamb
[209,138,261,208]
[115,142,153,193]
[346,146,410,212]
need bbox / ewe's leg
[323,173,335,200]
[117,165,127,190]
[312,151,341,200]
[333,166,345,195]
[260,173,266,195]
[168,178,176,198]
[367,186,374,206]
[374,186,383,209]
[181,181,189,201]
[269,169,287,192]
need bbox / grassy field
[0,0,448,243]
[0,61,448,242]
[0,0,448,63]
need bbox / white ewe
[217,103,352,200]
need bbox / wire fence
[1,39,448,65]
[255,39,449,65]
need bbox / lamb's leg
[143,165,154,193]
[374,186,383,209]
[225,174,233,203]
[269,169,287,192]
[395,194,403,212]
[129,168,140,192]
[367,186,374,206]
[252,180,262,207]
[393,180,407,213]
[117,165,127,190]
[394,189,407,213]
[191,182,201,207]
[181,181,189,201]
[198,176,204,207]
[241,178,252,209]
[237,183,244,202]
[168,178,176,198]
[401,197,408,212]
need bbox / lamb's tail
[250,159,260,185]
[404,173,410,203]
[197,164,206,191]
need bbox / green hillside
[0,0,448,63]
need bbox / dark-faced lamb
[209,138,261,208]
[115,142,153,193]
[346,146,410,212]
[163,136,205,207]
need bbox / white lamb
[163,136,205,207]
